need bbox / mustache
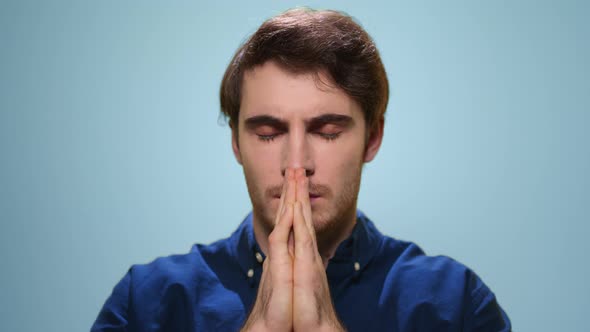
[266,182,331,198]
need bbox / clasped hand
[242,168,344,332]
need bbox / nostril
[281,168,313,177]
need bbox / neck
[253,208,358,266]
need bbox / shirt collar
[326,210,383,281]
[229,213,264,287]
[230,210,383,286]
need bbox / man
[92,8,511,332]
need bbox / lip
[272,194,321,201]
[309,194,322,203]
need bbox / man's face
[232,61,382,239]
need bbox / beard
[245,165,362,248]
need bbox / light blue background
[1,1,588,331]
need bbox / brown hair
[219,7,389,135]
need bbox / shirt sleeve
[91,270,131,332]
[463,271,512,332]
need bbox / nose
[280,126,315,177]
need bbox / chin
[311,210,340,235]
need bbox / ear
[363,119,384,163]
[231,126,243,165]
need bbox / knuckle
[268,232,279,246]
[268,232,286,249]
[299,237,314,250]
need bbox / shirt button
[255,252,263,263]
[247,268,254,278]
[354,262,360,271]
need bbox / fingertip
[298,168,305,179]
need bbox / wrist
[318,315,346,332]
[240,321,267,332]
[321,325,346,332]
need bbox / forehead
[239,61,362,121]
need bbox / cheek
[315,140,365,183]
[241,143,282,185]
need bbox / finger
[269,202,294,260]
[288,231,294,258]
[296,170,315,239]
[295,168,309,206]
[274,169,291,225]
[284,168,297,206]
[274,177,289,225]
[293,201,315,261]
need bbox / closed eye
[244,115,287,143]
[254,125,284,142]
[316,131,341,141]
[313,122,343,141]
[257,133,280,142]
[307,114,352,142]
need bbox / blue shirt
[92,211,511,331]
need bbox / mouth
[272,193,322,201]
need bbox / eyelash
[318,132,341,141]
[257,134,278,142]
[257,132,341,142]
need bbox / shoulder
[361,216,469,286]
[127,236,234,290]
[359,213,494,302]
[92,218,254,331]
[375,234,511,331]
[91,237,243,331]
[116,216,252,297]
[378,235,470,295]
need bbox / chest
[132,273,459,332]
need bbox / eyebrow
[306,113,354,131]
[244,115,288,131]
[243,113,354,131]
